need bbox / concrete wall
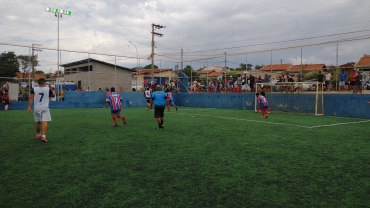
[5,92,370,119]
[64,62,132,91]
[135,70,173,86]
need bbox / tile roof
[200,69,214,74]
[207,71,223,77]
[260,64,291,71]
[202,66,226,71]
[132,69,172,75]
[287,64,325,72]
[15,72,45,79]
[356,54,370,66]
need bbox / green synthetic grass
[1,107,370,207]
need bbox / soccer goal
[255,82,324,115]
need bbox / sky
[1,0,370,73]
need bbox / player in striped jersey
[166,89,177,111]
[107,87,127,127]
[256,92,269,119]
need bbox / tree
[144,64,158,69]
[255,64,265,70]
[240,63,246,71]
[0,51,19,78]
[35,70,44,74]
[18,55,39,78]
[247,64,253,71]
[182,65,199,78]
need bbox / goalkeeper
[256,92,269,119]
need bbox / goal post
[255,82,324,115]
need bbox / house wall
[135,70,173,86]
[64,62,132,91]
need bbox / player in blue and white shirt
[256,92,269,119]
[107,87,126,127]
[166,89,178,111]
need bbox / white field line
[174,112,370,129]
[308,120,370,128]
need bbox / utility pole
[336,42,338,68]
[151,23,165,82]
[181,49,183,72]
[246,53,248,71]
[224,52,227,68]
[280,59,283,64]
[32,44,42,82]
[300,47,303,73]
[270,51,272,73]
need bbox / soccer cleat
[111,124,118,127]
[40,137,48,142]
[35,133,41,140]
[175,107,178,111]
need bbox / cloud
[0,0,369,72]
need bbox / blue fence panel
[5,91,370,119]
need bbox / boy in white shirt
[28,78,55,142]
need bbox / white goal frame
[255,82,324,116]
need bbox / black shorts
[146,99,151,104]
[350,81,355,86]
[154,106,165,118]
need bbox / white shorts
[339,81,345,86]
[34,108,52,122]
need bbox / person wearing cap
[353,71,362,94]
[338,69,348,92]
[349,69,357,91]
[317,71,325,91]
[228,76,234,92]
[325,71,332,92]
[1,89,11,110]
[360,69,367,91]
[271,77,277,92]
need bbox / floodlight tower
[46,7,71,100]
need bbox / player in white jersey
[28,78,55,142]
[143,87,152,110]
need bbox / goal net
[255,82,324,115]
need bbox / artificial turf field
[1,107,370,207]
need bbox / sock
[161,119,163,125]
[113,118,117,125]
[42,135,46,139]
[158,124,162,128]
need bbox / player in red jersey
[107,87,126,127]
